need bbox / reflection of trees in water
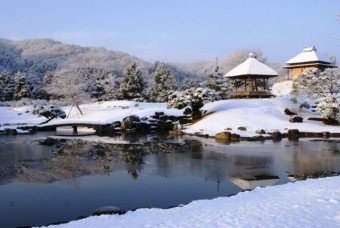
[289,140,340,180]
[1,138,192,184]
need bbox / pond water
[0,132,339,227]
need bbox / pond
[0,132,339,227]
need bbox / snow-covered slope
[47,176,340,228]
[1,96,338,136]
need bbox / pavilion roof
[285,46,335,65]
[225,53,278,78]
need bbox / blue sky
[1,0,339,63]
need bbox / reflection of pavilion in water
[229,155,279,190]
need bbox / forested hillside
[0,38,284,104]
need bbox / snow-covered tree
[42,70,91,114]
[291,68,339,123]
[32,105,66,122]
[92,69,119,101]
[148,61,177,102]
[205,65,224,91]
[204,65,233,99]
[14,72,31,100]
[119,62,146,101]
[0,70,15,101]
[168,87,221,120]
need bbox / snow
[285,46,334,64]
[1,81,339,227]
[45,176,340,228]
[271,80,293,96]
[1,84,338,137]
[225,53,278,77]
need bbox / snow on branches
[167,87,221,120]
[32,105,66,120]
[291,68,339,122]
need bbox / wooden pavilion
[224,53,278,98]
[282,46,337,79]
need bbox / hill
[0,38,208,102]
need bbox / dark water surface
[0,132,339,227]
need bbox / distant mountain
[0,38,285,103]
[0,38,211,102]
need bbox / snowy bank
[46,176,340,228]
[1,97,339,137]
[184,96,339,137]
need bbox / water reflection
[0,134,339,227]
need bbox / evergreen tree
[14,72,31,100]
[205,65,224,91]
[167,87,221,121]
[149,61,177,102]
[0,71,15,101]
[119,62,145,101]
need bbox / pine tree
[119,62,145,101]
[14,72,31,100]
[149,61,177,102]
[167,87,221,121]
[205,65,224,91]
[0,71,15,101]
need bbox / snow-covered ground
[1,95,338,137]
[45,176,340,228]
[1,81,339,227]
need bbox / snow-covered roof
[285,46,335,65]
[225,53,278,78]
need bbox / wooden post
[72,125,78,133]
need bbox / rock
[159,115,169,121]
[169,130,183,136]
[322,132,330,138]
[183,107,192,115]
[289,116,303,123]
[238,126,247,131]
[134,122,149,132]
[255,129,266,134]
[121,115,140,130]
[288,129,300,139]
[179,118,191,125]
[112,121,121,128]
[271,131,282,140]
[155,111,165,116]
[284,108,297,116]
[92,206,126,216]
[38,137,57,146]
[215,132,231,140]
[230,134,240,141]
[4,128,17,135]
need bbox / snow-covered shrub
[271,80,293,97]
[291,68,339,123]
[167,87,221,120]
[316,96,339,122]
[32,105,66,120]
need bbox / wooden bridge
[18,122,112,134]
